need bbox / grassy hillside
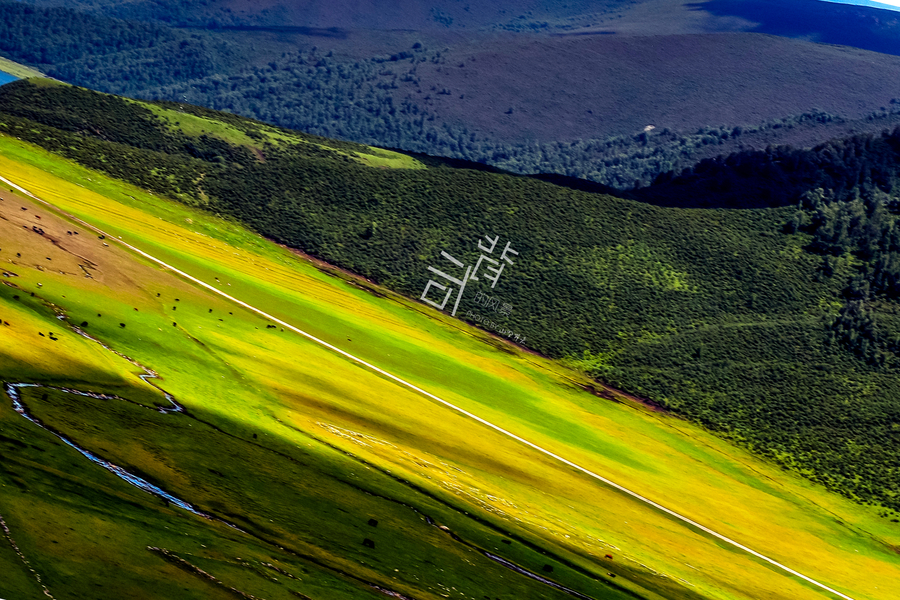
[0,56,42,79]
[2,118,900,600]
[1,80,899,520]
[0,148,649,600]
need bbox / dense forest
[4,1,900,190]
[0,2,237,93]
[1,80,899,516]
[632,130,900,366]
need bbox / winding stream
[5,381,597,600]
[483,551,595,600]
[5,382,207,518]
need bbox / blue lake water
[0,71,17,86]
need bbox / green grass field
[0,57,42,79]
[1,133,899,600]
[142,99,426,170]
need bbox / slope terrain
[11,0,642,30]
[1,93,900,600]
[365,31,900,143]
[703,0,900,57]
[1,80,900,523]
[7,1,900,187]
[23,0,900,44]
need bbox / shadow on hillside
[394,149,798,209]
[697,0,900,58]
[527,172,797,209]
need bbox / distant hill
[702,0,900,57]
[24,0,900,50]
[7,1,900,189]
[127,31,900,187]
[16,0,638,29]
[367,31,900,143]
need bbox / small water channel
[3,317,604,600]
[5,382,209,518]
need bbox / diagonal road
[0,173,857,600]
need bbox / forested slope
[5,2,900,188]
[0,2,238,91]
[1,80,898,515]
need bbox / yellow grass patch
[1,134,899,600]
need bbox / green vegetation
[5,1,900,190]
[2,130,900,600]
[0,56,42,79]
[0,1,237,91]
[125,41,900,188]
[1,80,899,521]
[0,169,645,600]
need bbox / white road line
[0,174,856,600]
